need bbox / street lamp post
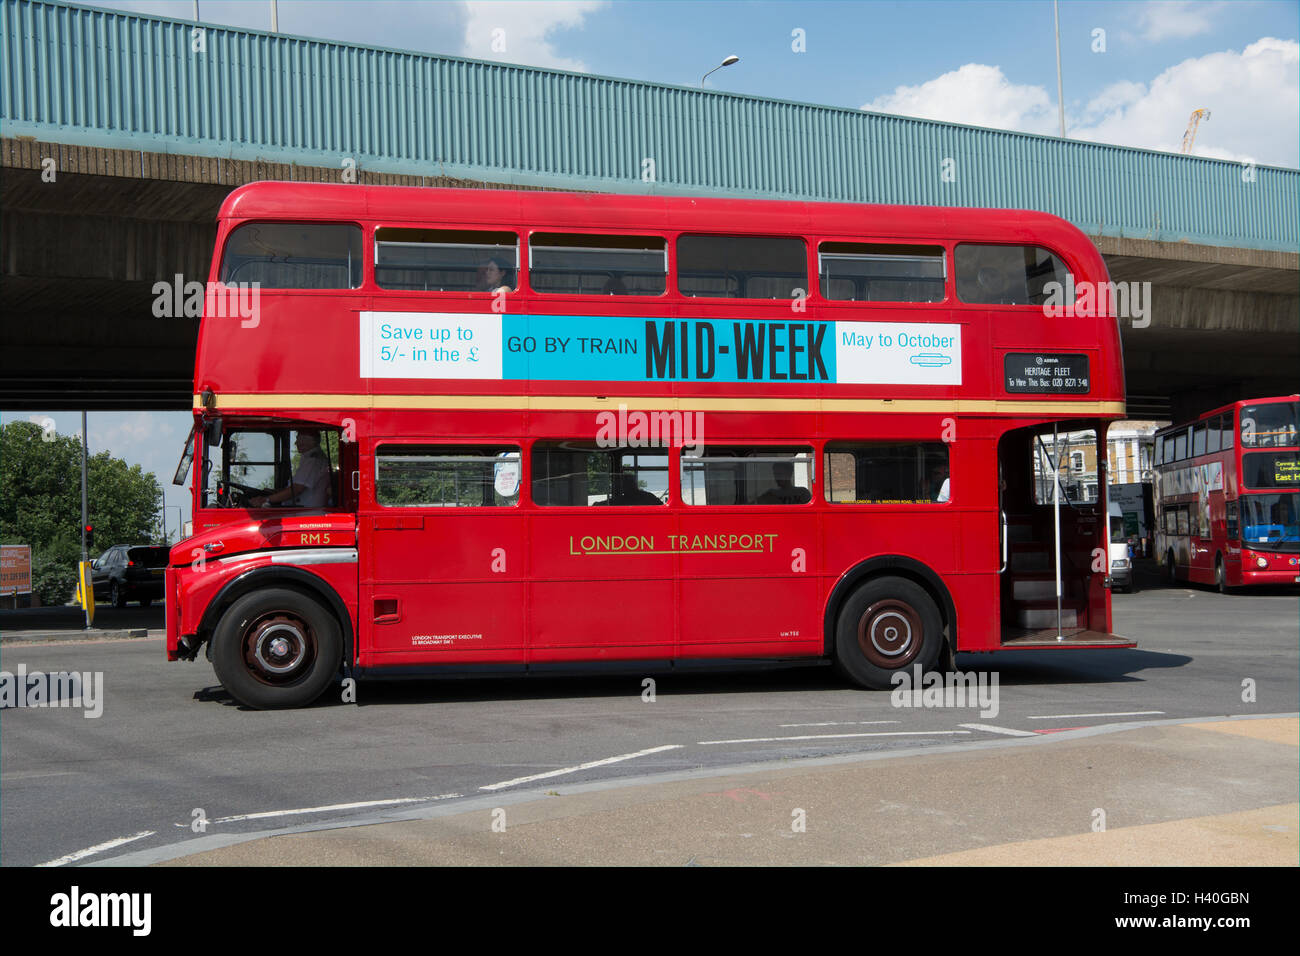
[1054,0,1066,137]
[701,55,739,87]
[162,505,184,544]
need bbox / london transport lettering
[569,532,780,555]
[360,313,962,385]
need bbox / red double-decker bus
[1153,396,1299,591]
[167,182,1132,708]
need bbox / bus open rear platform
[1000,628,1137,648]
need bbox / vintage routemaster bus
[168,183,1132,709]
[1153,395,1299,591]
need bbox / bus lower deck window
[376,446,521,507]
[680,447,814,505]
[532,443,667,506]
[825,442,950,504]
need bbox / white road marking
[959,723,1036,737]
[779,720,901,727]
[479,745,684,791]
[173,793,463,827]
[698,731,970,745]
[1026,711,1165,720]
[37,830,155,867]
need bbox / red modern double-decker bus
[1153,396,1299,591]
[167,182,1132,708]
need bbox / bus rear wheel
[834,576,944,690]
[1216,556,1231,594]
[210,587,342,710]
[1166,551,1178,586]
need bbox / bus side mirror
[204,416,224,448]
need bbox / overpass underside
[2,139,1296,418]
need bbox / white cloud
[1136,1,1230,43]
[1072,37,1299,166]
[461,1,606,72]
[862,38,1299,169]
[862,63,1060,136]
[97,412,175,459]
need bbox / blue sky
[6,1,1297,540]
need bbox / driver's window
[203,430,285,507]
[202,425,342,509]
[229,432,279,490]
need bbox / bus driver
[249,429,332,508]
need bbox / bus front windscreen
[1241,401,1298,448]
[1240,492,1299,551]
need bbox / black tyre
[111,582,127,608]
[1215,556,1230,595]
[834,576,945,690]
[1166,551,1178,586]
[210,587,343,709]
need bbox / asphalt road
[2,575,1296,867]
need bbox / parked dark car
[91,545,169,607]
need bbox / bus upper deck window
[1241,402,1299,448]
[1206,416,1222,454]
[955,244,1070,305]
[677,235,806,299]
[220,223,362,289]
[819,243,946,303]
[375,228,518,293]
[530,234,667,295]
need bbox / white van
[1107,501,1133,592]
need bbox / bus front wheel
[1166,551,1178,586]
[210,587,343,710]
[834,576,944,690]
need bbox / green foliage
[32,535,82,606]
[1,421,164,603]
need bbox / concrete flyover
[1,0,1296,415]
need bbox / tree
[1,421,163,605]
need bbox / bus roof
[217,181,1097,251]
[1156,395,1299,434]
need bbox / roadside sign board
[1,544,32,596]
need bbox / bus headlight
[1255,556,1269,569]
